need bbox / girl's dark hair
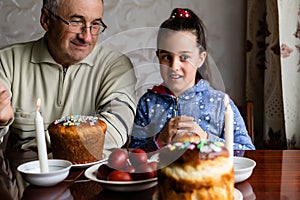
[157,8,207,53]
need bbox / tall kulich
[157,139,234,200]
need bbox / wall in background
[0,0,246,104]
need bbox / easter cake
[157,140,234,200]
[48,115,106,164]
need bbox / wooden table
[235,150,300,200]
[1,145,300,200]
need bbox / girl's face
[157,31,206,97]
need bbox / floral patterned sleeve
[128,95,161,152]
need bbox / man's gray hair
[42,0,103,14]
[43,0,60,14]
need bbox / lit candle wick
[37,98,41,110]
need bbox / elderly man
[0,0,136,149]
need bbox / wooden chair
[238,101,254,143]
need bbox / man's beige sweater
[0,37,136,149]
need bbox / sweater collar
[151,78,210,96]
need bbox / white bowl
[234,156,256,183]
[17,159,72,187]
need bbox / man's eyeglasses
[47,9,107,35]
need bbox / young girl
[129,8,255,151]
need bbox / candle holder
[17,159,72,187]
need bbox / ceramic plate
[234,156,256,183]
[71,150,110,168]
[152,188,242,200]
[84,163,157,192]
[234,188,243,200]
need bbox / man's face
[43,0,104,66]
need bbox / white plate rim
[234,188,243,200]
[85,162,157,184]
[71,150,110,168]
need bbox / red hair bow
[173,8,191,18]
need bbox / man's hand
[0,82,13,126]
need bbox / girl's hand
[156,115,207,147]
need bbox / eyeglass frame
[46,9,107,35]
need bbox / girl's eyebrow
[158,50,170,54]
[179,50,192,54]
[159,49,192,54]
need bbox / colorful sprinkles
[54,115,98,126]
[167,139,224,153]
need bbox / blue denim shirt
[129,79,255,151]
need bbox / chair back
[238,101,254,143]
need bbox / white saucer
[234,188,243,200]
[17,159,72,187]
[71,150,110,168]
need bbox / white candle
[35,98,49,173]
[224,95,234,160]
